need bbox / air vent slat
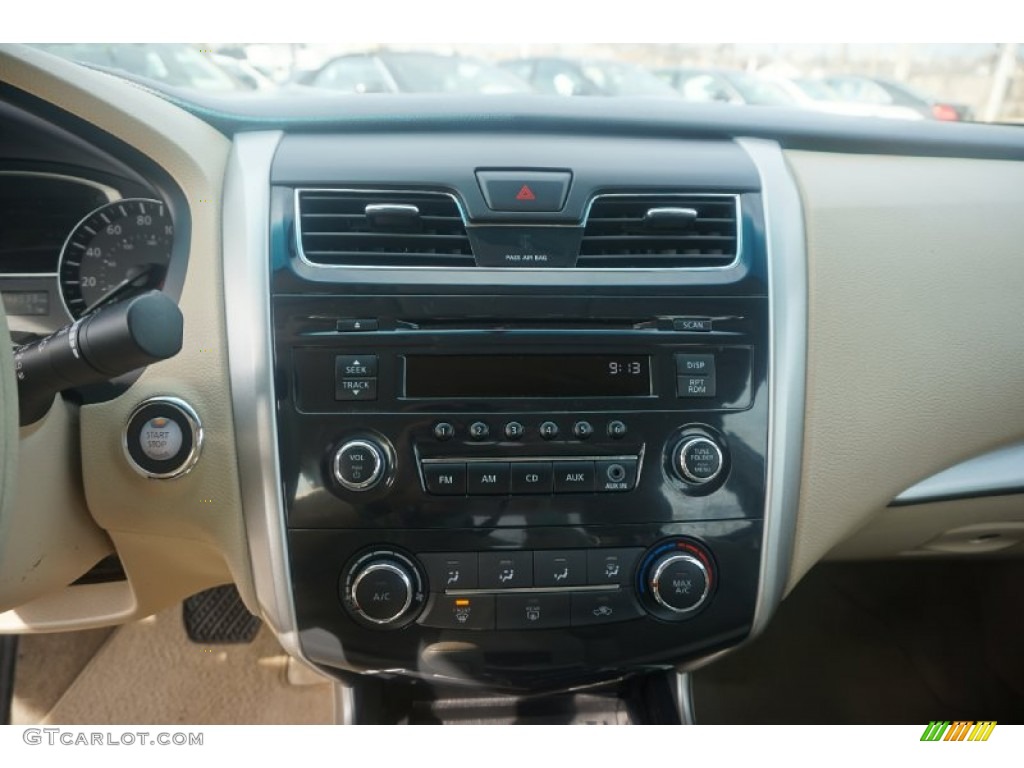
[297,190,471,267]
[579,195,739,269]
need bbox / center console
[232,130,803,700]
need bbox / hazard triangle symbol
[515,184,536,201]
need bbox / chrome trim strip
[420,454,639,464]
[332,683,356,725]
[293,188,742,274]
[0,170,120,202]
[0,272,57,279]
[675,672,697,724]
[737,139,806,638]
[892,441,1024,505]
[446,584,619,596]
[223,132,309,662]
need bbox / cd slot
[394,318,653,331]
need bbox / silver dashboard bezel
[228,133,806,700]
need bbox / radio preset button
[433,422,455,441]
[534,550,587,587]
[467,462,511,495]
[606,420,627,439]
[595,458,638,492]
[539,421,559,440]
[504,421,525,440]
[469,421,490,440]
[510,462,553,494]
[554,461,596,493]
[423,463,467,495]
[335,354,378,378]
[572,420,594,439]
[479,552,533,589]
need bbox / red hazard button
[476,170,572,212]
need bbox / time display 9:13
[404,355,653,399]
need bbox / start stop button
[124,397,202,479]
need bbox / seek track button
[336,355,378,378]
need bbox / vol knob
[345,552,423,627]
[332,438,386,491]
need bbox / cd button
[553,461,596,493]
[510,462,553,494]
[467,462,511,495]
[422,463,467,495]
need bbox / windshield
[31,43,1023,124]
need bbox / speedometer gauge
[58,198,173,318]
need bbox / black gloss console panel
[269,133,770,690]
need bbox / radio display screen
[404,355,652,398]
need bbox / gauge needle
[81,264,163,316]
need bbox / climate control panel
[339,539,716,633]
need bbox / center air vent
[578,195,739,269]
[297,190,473,267]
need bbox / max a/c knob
[648,553,710,614]
[332,439,386,491]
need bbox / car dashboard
[0,45,1023,724]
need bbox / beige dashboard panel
[784,150,1024,588]
[0,45,255,628]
